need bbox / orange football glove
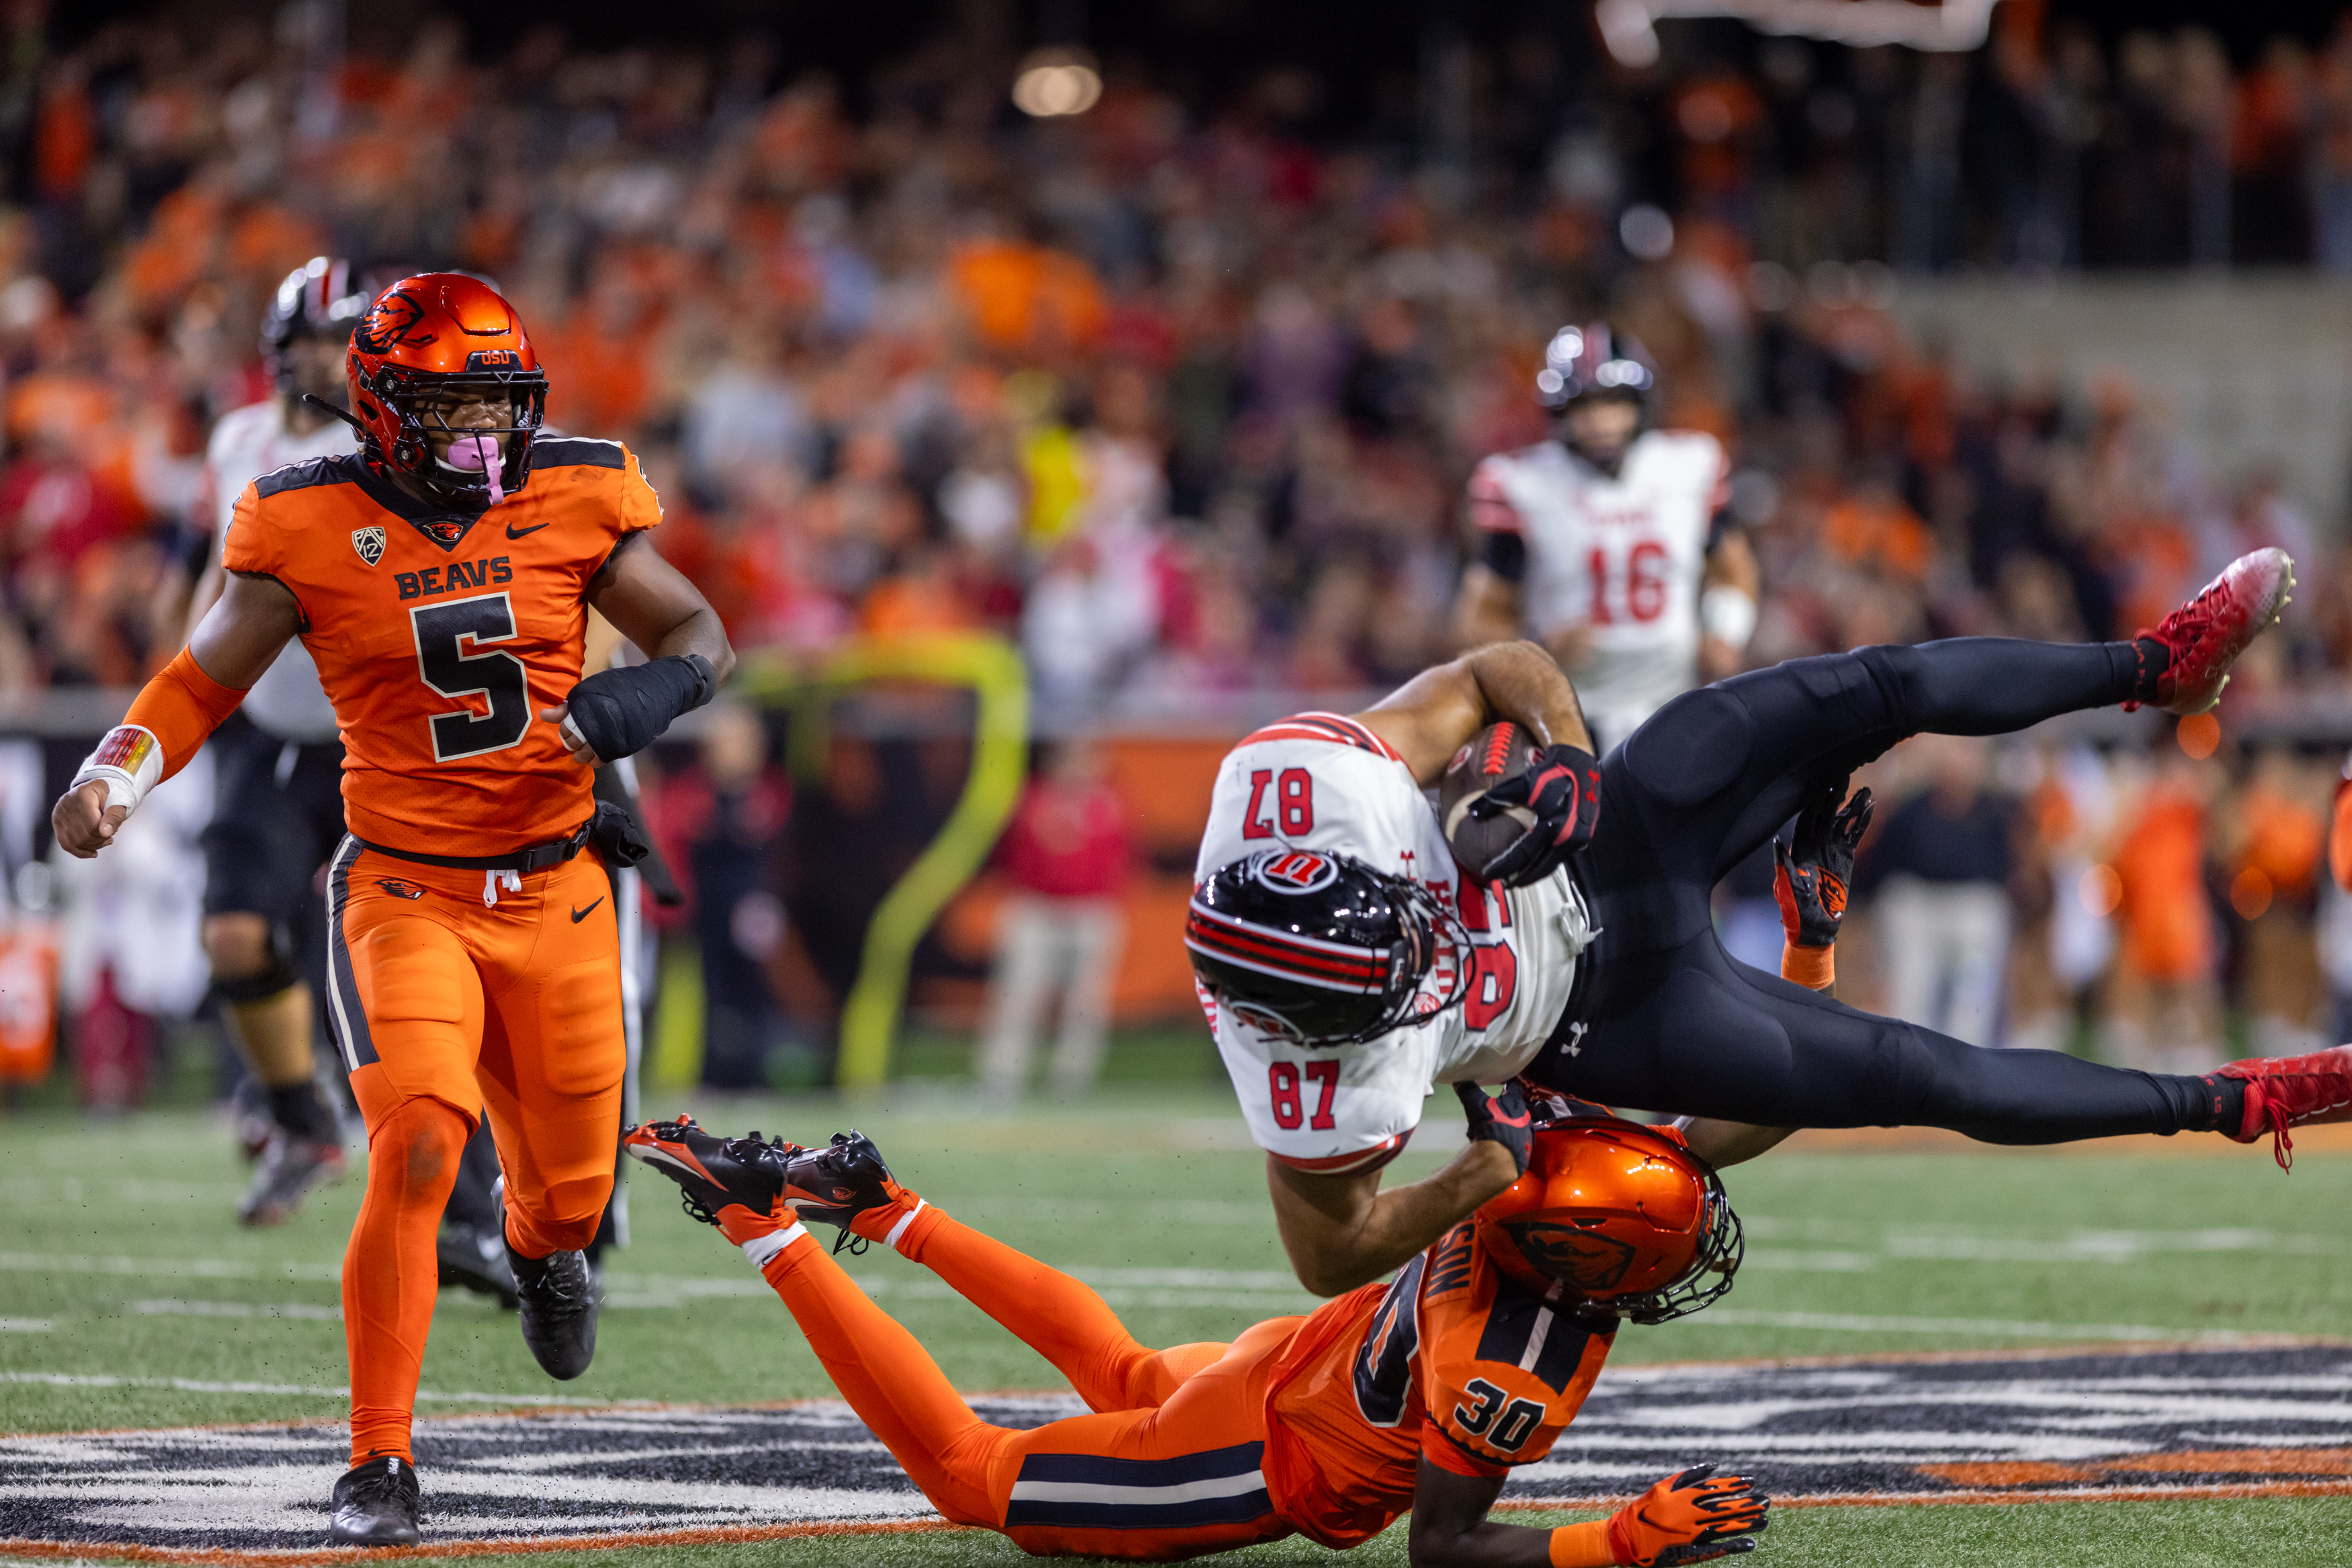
[1605,1463,1771,1567]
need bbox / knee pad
[212,935,300,1005]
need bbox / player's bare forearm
[1677,1119,1795,1169]
[1356,642,1592,786]
[189,572,304,689]
[1702,527,1759,597]
[581,535,735,680]
[1265,1140,1519,1297]
[1451,566,1523,652]
[1406,1461,1558,1567]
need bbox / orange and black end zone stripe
[1239,712,1402,763]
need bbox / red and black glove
[1772,782,1872,951]
[1468,742,1602,888]
[1455,1080,1535,1175]
[1606,1463,1771,1567]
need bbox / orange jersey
[222,438,659,856]
[1261,1220,1615,1549]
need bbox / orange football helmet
[1474,1115,1742,1324]
[346,272,548,509]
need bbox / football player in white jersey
[179,258,365,1226]
[1452,324,1760,750]
[1195,548,2352,1299]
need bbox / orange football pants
[761,1201,1305,1560]
[327,837,625,1466]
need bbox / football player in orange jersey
[623,1113,1768,1568]
[51,273,734,1546]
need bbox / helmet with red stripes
[1186,848,1470,1045]
[1533,321,1656,412]
[262,257,367,394]
[1476,1114,1742,1324]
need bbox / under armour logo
[1565,1021,1589,1057]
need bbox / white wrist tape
[70,726,164,819]
[1701,585,1759,650]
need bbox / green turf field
[3,1080,2350,1564]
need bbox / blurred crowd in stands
[6,6,2352,1101]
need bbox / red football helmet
[345,273,548,509]
[1475,1115,1742,1324]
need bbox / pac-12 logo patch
[1253,849,1337,895]
[352,525,386,566]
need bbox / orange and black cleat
[622,1117,797,1244]
[2127,547,2294,715]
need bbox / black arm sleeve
[1479,529,1527,583]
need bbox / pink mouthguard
[443,433,505,504]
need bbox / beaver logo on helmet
[1476,1115,1743,1324]
[353,292,432,354]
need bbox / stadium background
[1,3,2351,1563]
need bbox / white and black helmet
[1185,848,1470,1045]
[1534,321,1657,411]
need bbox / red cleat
[2216,1043,2352,1169]
[2127,548,2294,715]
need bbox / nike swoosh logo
[507,520,550,539]
[571,897,604,923]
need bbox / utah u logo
[351,526,385,566]
[1254,850,1336,895]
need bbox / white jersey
[1470,429,1726,747]
[1194,713,1595,1176]
[203,400,354,742]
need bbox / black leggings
[1529,639,2227,1143]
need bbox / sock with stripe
[751,1223,1000,1526]
[873,1199,1157,1413]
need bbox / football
[1437,721,1542,881]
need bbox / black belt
[355,818,595,874]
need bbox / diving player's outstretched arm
[1410,1456,1771,1567]
[52,571,301,857]
[1266,1141,1521,1299]
[1355,640,1593,787]
[541,533,736,766]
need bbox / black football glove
[560,654,718,764]
[1607,1463,1771,1568]
[1772,781,1873,950]
[1466,742,1601,887]
[1456,1080,1535,1175]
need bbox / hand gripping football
[1437,722,1542,881]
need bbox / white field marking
[0,1319,50,1332]
[0,1371,661,1407]
[954,1197,1271,1225]
[1736,1217,2344,1262]
[464,1440,892,1473]
[1571,1389,2352,1434]
[0,1251,341,1282]
[1732,1249,1880,1272]
[1687,1309,2264,1342]
[130,1299,341,1321]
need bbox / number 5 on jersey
[412,593,532,761]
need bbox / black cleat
[437,1221,518,1308]
[235,1134,347,1227]
[508,1246,597,1379]
[329,1454,421,1545]
[779,1132,909,1233]
[622,1118,797,1239]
